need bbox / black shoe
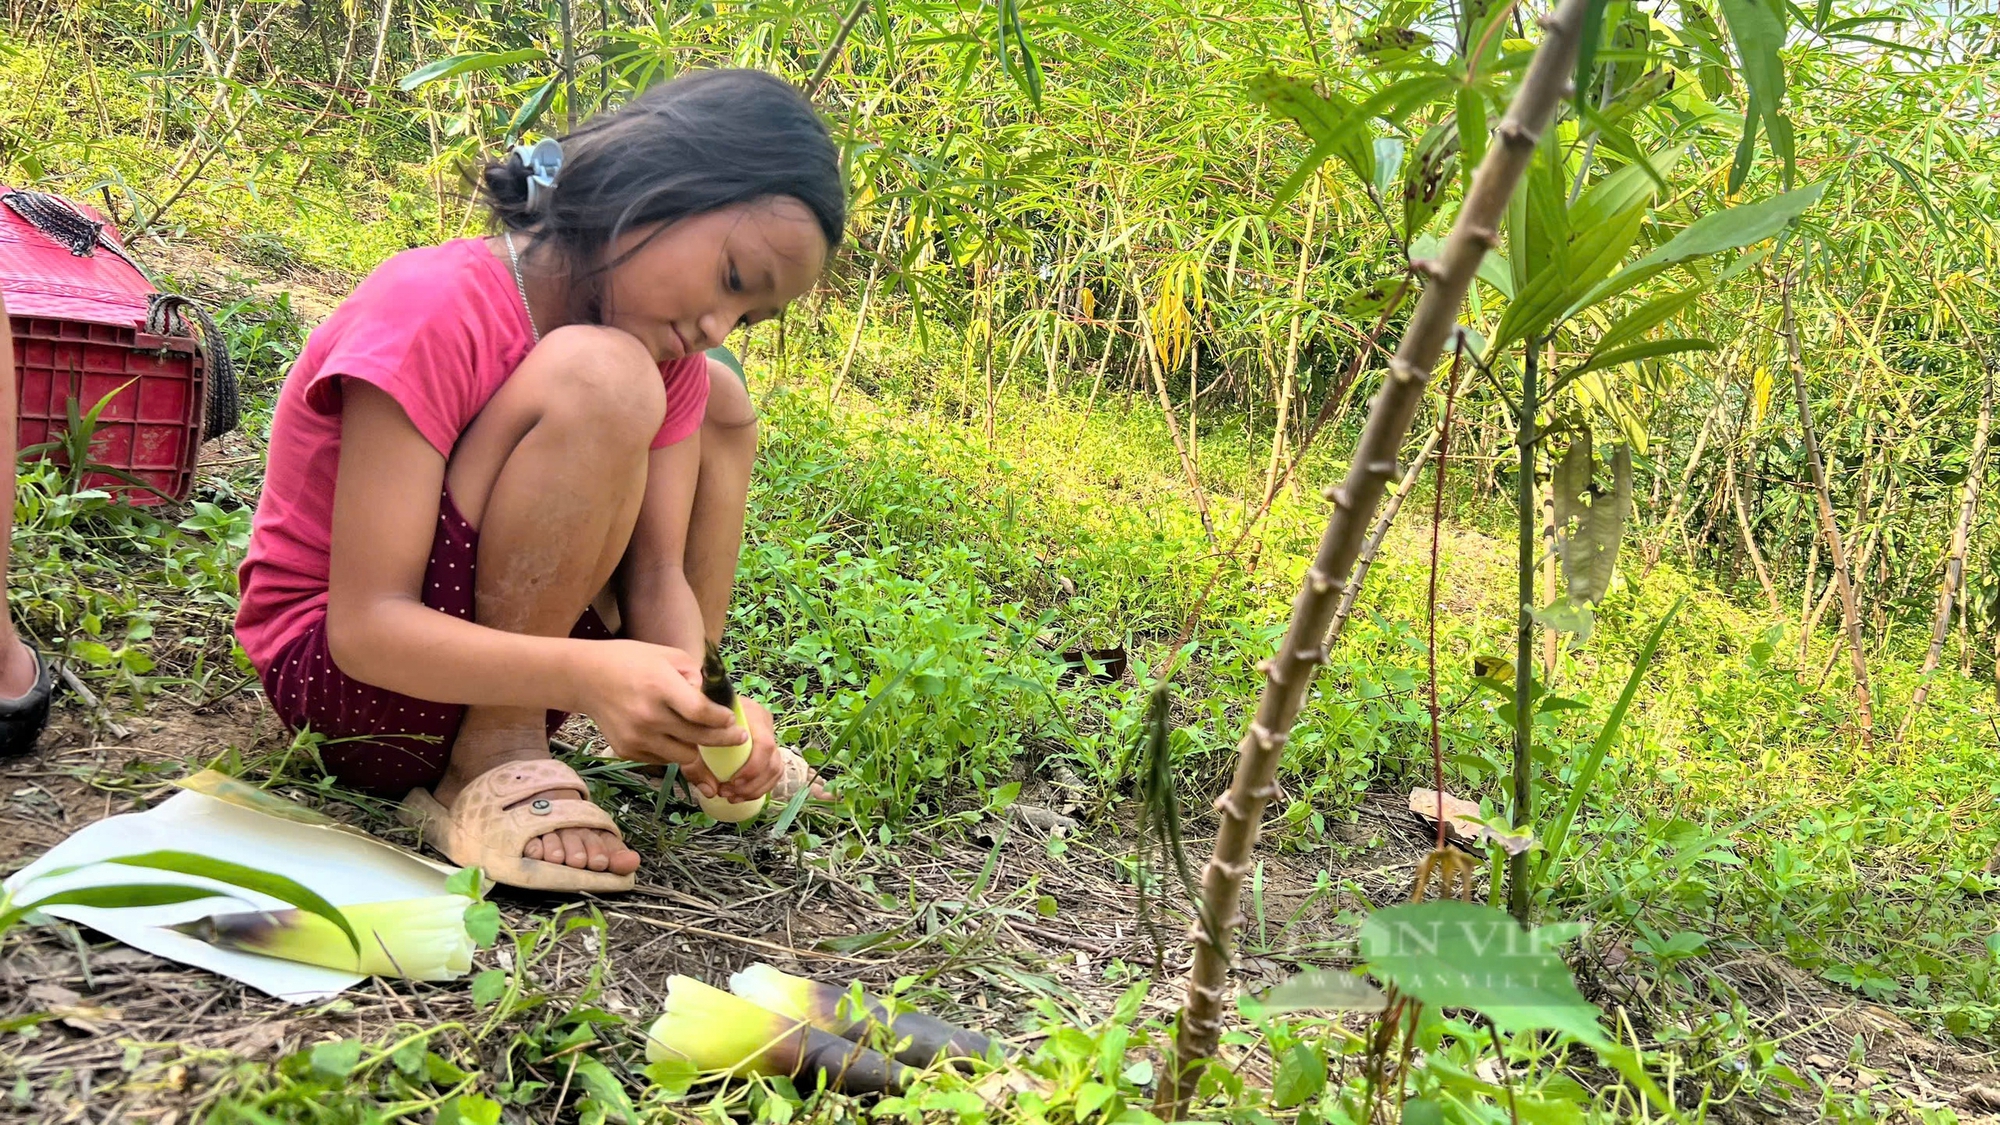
[0,648,52,759]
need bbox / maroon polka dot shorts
[259,488,611,795]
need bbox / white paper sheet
[5,788,458,1003]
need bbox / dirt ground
[5,691,2000,1122]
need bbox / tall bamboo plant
[1160,0,1595,1108]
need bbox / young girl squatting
[235,69,843,892]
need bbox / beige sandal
[400,759,637,894]
[598,744,825,808]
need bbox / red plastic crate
[0,189,208,505]
[10,316,205,503]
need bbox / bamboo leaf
[1592,287,1704,353]
[1356,25,1434,60]
[1247,73,1374,202]
[1728,100,1760,194]
[1537,599,1684,880]
[1571,182,1824,315]
[1401,116,1460,242]
[0,884,231,932]
[1718,0,1794,186]
[1338,277,1407,321]
[505,78,559,143]
[398,49,548,91]
[1572,0,1612,114]
[1570,336,1715,378]
[1476,252,1514,300]
[1372,137,1405,199]
[102,851,360,954]
[1570,147,1682,232]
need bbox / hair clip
[509,136,565,212]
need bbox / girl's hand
[715,695,784,802]
[581,639,742,796]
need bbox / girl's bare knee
[703,355,757,436]
[527,325,667,440]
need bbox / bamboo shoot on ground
[172,895,476,981]
[646,975,908,1093]
[729,962,999,1068]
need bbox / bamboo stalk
[1131,262,1219,548]
[1726,448,1783,617]
[1263,178,1321,508]
[1508,339,1538,920]
[831,203,899,401]
[1782,273,1874,747]
[806,0,872,99]
[1904,304,1992,736]
[1158,1,1590,1109]
[1322,421,1449,645]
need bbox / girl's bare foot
[0,637,37,700]
[434,729,640,875]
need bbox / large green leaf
[1373,137,1406,200]
[1496,199,1644,350]
[1510,133,1570,295]
[1455,85,1488,199]
[1558,205,1649,313]
[1678,0,1734,99]
[1271,1044,1326,1109]
[1592,286,1705,353]
[1570,147,1683,232]
[1254,71,1459,205]
[104,851,360,954]
[1477,252,1514,299]
[1568,181,1824,315]
[570,1057,639,1125]
[1359,900,1608,1046]
[1572,0,1613,114]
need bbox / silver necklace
[503,229,539,343]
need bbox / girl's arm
[618,437,708,655]
[621,428,785,796]
[682,357,757,643]
[323,382,737,756]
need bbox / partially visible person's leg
[425,324,665,874]
[0,292,52,758]
[683,354,756,643]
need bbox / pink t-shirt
[235,238,709,672]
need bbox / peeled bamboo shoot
[172,895,476,981]
[697,699,764,822]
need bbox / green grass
[771,327,2000,1035]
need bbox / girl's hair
[478,68,846,321]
